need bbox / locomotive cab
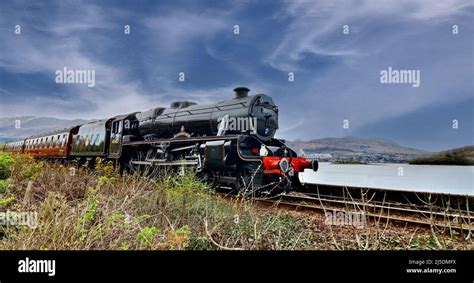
[109,112,140,158]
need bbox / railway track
[218,189,474,232]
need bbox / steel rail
[217,191,474,232]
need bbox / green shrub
[0,152,15,179]
[0,196,15,206]
[0,179,8,193]
[136,226,161,245]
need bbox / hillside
[409,145,474,165]
[0,116,89,141]
[287,136,430,163]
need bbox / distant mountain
[409,145,474,165]
[0,116,89,142]
[287,136,429,155]
[287,136,430,163]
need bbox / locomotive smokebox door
[205,141,225,169]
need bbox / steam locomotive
[4,87,318,195]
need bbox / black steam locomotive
[5,87,318,195]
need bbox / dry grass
[0,152,471,250]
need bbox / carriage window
[92,133,98,146]
[84,134,90,146]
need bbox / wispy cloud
[266,0,473,72]
[142,11,228,52]
[263,0,473,148]
[0,0,472,150]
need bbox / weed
[0,152,470,250]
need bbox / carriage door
[109,120,123,157]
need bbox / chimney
[233,87,250,99]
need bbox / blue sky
[0,0,472,151]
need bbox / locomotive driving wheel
[236,169,256,197]
[126,149,146,174]
[144,148,163,177]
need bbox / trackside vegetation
[0,152,471,250]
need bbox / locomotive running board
[130,159,198,166]
[123,135,239,146]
